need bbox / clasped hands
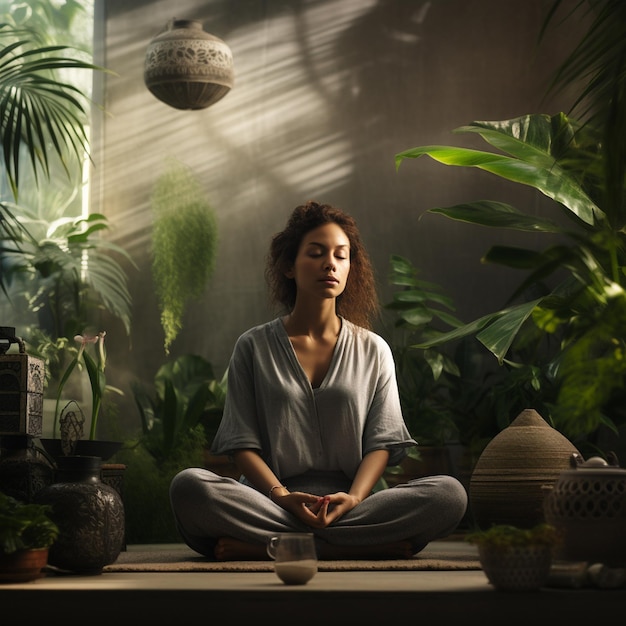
[273,490,361,527]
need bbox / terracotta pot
[0,548,49,583]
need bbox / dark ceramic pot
[39,438,122,462]
[34,455,125,574]
[0,435,55,502]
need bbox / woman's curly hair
[265,201,379,329]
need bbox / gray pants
[169,467,468,558]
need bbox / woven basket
[479,544,552,591]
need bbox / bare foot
[214,537,269,561]
[317,540,414,560]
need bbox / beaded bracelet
[268,484,285,500]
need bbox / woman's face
[287,222,351,301]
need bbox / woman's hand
[274,491,361,528]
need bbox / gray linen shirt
[211,317,416,482]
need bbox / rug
[103,542,481,573]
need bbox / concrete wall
[93,0,586,435]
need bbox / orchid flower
[53,331,107,440]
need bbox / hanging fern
[151,160,218,354]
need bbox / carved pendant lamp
[144,19,234,110]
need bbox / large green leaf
[475,299,543,363]
[412,299,542,364]
[396,114,602,226]
[428,201,563,232]
[455,114,572,164]
[0,37,104,197]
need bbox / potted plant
[393,0,626,453]
[466,523,560,591]
[38,329,124,463]
[0,491,59,583]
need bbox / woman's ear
[285,266,295,279]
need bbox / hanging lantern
[144,18,234,111]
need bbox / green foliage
[383,254,463,445]
[122,353,227,542]
[384,255,547,451]
[397,115,626,441]
[151,160,219,354]
[0,22,97,199]
[2,211,134,343]
[466,523,560,549]
[394,1,626,442]
[116,431,206,543]
[0,491,59,554]
[2,209,135,414]
[0,5,133,399]
[131,353,227,464]
[0,10,106,276]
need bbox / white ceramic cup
[266,532,318,585]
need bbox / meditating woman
[169,200,468,560]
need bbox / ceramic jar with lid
[544,452,626,566]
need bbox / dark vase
[0,435,54,502]
[39,438,122,462]
[34,455,125,574]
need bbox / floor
[2,540,625,626]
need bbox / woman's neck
[283,305,341,339]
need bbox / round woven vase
[478,544,553,592]
[470,409,580,529]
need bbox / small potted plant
[40,330,123,461]
[466,523,560,592]
[0,491,59,583]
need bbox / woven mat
[103,543,481,573]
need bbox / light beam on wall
[144,19,234,111]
